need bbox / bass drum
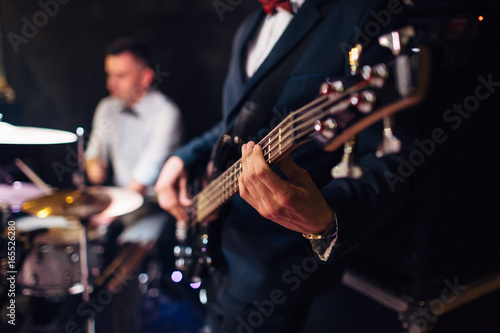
[16,215,88,299]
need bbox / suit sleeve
[173,120,224,174]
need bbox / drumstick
[14,158,53,195]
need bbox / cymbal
[0,181,46,211]
[22,187,112,219]
[94,186,144,218]
[0,121,77,144]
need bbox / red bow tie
[259,0,291,14]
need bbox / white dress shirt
[85,89,182,188]
[245,0,337,261]
[245,5,297,78]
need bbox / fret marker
[268,137,271,163]
[279,127,282,155]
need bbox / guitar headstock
[304,26,430,178]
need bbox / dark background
[0,0,259,187]
[1,1,500,332]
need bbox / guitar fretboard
[189,93,355,225]
[183,47,430,228]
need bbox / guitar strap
[230,0,338,141]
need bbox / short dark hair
[105,37,152,68]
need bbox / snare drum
[16,215,85,298]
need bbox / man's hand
[86,159,107,185]
[238,142,333,234]
[154,156,192,222]
[126,179,147,195]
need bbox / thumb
[178,172,192,207]
[278,155,310,186]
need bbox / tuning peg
[379,27,415,97]
[314,118,338,140]
[350,90,377,114]
[319,80,344,96]
[378,26,415,56]
[376,116,401,157]
[331,136,363,179]
[349,44,362,75]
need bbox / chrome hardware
[314,118,338,139]
[361,65,372,81]
[222,134,242,145]
[349,90,376,114]
[175,220,187,242]
[359,90,377,114]
[395,54,412,97]
[376,116,401,157]
[332,80,344,92]
[378,26,415,56]
[370,64,389,88]
[201,233,209,245]
[331,137,363,179]
[379,27,415,97]
[175,258,186,270]
[373,63,389,78]
[319,80,344,96]
[319,82,331,95]
[349,44,362,75]
[173,245,192,258]
[174,245,193,271]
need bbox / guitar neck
[192,116,298,223]
[187,46,431,225]
[190,89,356,224]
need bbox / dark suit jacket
[175,0,415,303]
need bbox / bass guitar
[173,27,430,284]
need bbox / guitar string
[185,94,334,219]
[189,98,336,218]
[195,99,351,216]
[187,97,352,226]
[188,98,355,223]
[186,78,373,225]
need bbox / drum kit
[0,116,144,331]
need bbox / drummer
[84,38,183,333]
[85,37,182,197]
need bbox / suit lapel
[225,0,332,124]
[245,0,327,89]
[232,10,265,92]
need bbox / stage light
[199,288,208,304]
[190,281,201,289]
[171,270,183,283]
[138,273,149,284]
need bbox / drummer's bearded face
[105,51,151,106]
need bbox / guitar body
[176,135,241,283]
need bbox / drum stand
[3,126,144,332]
[78,218,95,333]
[341,267,500,332]
[74,128,96,333]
